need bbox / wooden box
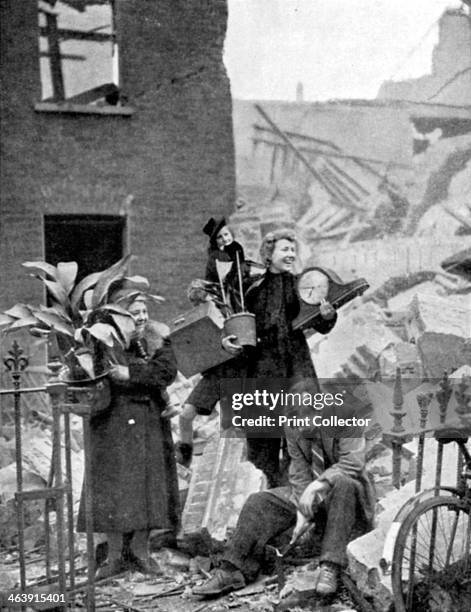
[169,302,233,377]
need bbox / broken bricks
[406,292,471,377]
[182,433,265,544]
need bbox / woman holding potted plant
[76,293,180,578]
[1,256,180,576]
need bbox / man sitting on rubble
[193,391,376,598]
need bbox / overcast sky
[224,0,465,101]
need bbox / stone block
[310,302,400,380]
[406,293,471,377]
[387,280,442,312]
[379,341,424,380]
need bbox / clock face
[298,269,330,305]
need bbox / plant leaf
[121,276,150,291]
[22,261,57,280]
[100,304,133,316]
[39,304,72,323]
[70,271,102,312]
[86,323,116,347]
[91,254,133,309]
[75,351,95,379]
[148,293,165,304]
[34,309,74,337]
[0,314,15,327]
[83,290,94,310]
[109,313,135,345]
[43,279,69,307]
[56,262,78,295]
[9,316,39,329]
[4,304,33,319]
[74,327,85,343]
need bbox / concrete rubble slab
[379,341,424,380]
[309,235,471,292]
[441,246,471,281]
[386,280,442,312]
[182,431,265,542]
[406,292,471,377]
[310,301,401,380]
[434,270,471,293]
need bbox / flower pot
[66,376,111,417]
[223,312,257,347]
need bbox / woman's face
[128,300,148,337]
[269,239,297,273]
[216,226,233,249]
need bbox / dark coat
[205,241,245,285]
[77,321,179,534]
[244,271,336,383]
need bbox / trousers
[222,474,368,582]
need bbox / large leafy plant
[0,255,162,380]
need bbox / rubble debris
[405,134,471,234]
[441,246,471,280]
[366,271,436,309]
[310,301,401,379]
[182,433,265,543]
[379,342,423,380]
[406,292,471,377]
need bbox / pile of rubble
[230,116,471,279]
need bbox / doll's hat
[202,217,226,242]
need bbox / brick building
[0,0,235,322]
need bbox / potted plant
[0,255,161,384]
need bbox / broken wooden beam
[44,12,65,101]
[39,26,113,43]
[254,104,367,213]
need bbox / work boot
[314,561,339,595]
[95,558,126,581]
[192,567,245,598]
[125,550,161,575]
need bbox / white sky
[224,0,465,101]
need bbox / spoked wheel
[392,495,471,612]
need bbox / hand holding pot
[222,334,243,355]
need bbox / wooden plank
[255,104,366,212]
[34,102,134,116]
[45,13,65,101]
[40,51,85,61]
[39,26,113,43]
[64,82,118,105]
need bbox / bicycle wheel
[391,495,471,612]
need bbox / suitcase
[169,301,233,377]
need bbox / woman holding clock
[222,229,337,487]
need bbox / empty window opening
[38,0,121,106]
[44,215,126,283]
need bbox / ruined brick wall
[377,9,471,105]
[0,0,235,321]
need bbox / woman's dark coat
[240,271,337,486]
[205,241,245,284]
[77,321,179,534]
[245,271,336,382]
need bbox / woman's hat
[202,217,226,242]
